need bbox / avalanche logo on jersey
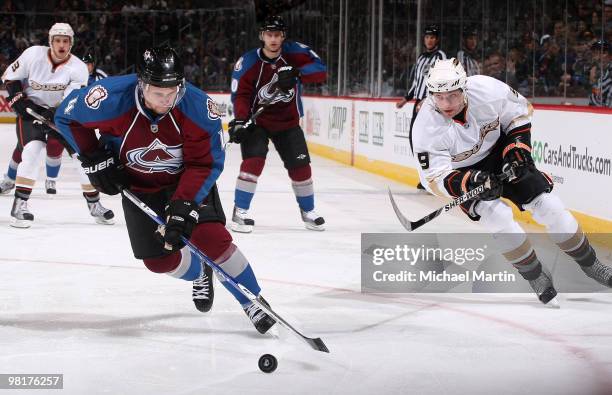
[207,98,223,120]
[257,74,294,105]
[85,85,108,109]
[125,138,184,174]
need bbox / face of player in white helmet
[50,36,71,62]
[261,31,284,57]
[432,89,465,118]
[142,84,180,115]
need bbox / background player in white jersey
[412,58,612,304]
[1,22,114,228]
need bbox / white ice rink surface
[1,124,611,395]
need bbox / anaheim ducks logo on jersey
[257,74,295,105]
[125,138,183,174]
[29,80,67,91]
[451,117,500,162]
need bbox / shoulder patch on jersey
[234,57,243,71]
[206,98,223,120]
[231,78,238,93]
[63,96,78,115]
[85,85,108,109]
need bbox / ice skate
[243,296,276,334]
[88,201,115,225]
[230,206,254,233]
[300,209,325,231]
[10,197,34,228]
[45,179,57,195]
[526,269,558,305]
[0,174,15,195]
[579,259,612,288]
[192,264,214,312]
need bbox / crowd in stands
[0,0,610,106]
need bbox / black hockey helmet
[462,25,478,38]
[259,15,287,34]
[423,24,440,37]
[137,45,185,88]
[82,49,95,64]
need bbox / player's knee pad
[12,146,22,163]
[143,253,181,274]
[214,243,249,278]
[17,141,46,180]
[239,157,265,177]
[476,200,517,233]
[476,200,528,255]
[46,137,64,157]
[190,222,233,261]
[524,192,577,235]
[288,165,312,182]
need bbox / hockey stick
[389,167,516,232]
[122,189,329,353]
[26,107,329,353]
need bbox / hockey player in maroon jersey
[55,45,276,334]
[228,15,327,233]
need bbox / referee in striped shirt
[457,26,481,77]
[396,24,446,189]
[588,40,611,108]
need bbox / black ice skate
[45,179,57,195]
[524,269,558,305]
[88,201,115,225]
[579,259,612,288]
[230,206,254,233]
[0,174,15,195]
[10,197,34,228]
[192,264,214,312]
[300,209,325,231]
[243,296,276,334]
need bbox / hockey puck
[258,354,278,373]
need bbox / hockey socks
[216,244,262,306]
[234,158,265,210]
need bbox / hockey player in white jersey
[412,58,612,304]
[1,22,114,228]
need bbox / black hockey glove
[154,200,199,252]
[502,139,534,182]
[7,92,52,120]
[466,170,502,201]
[275,65,300,92]
[228,119,254,144]
[80,149,129,195]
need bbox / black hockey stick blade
[307,337,330,353]
[388,187,441,231]
[388,187,416,231]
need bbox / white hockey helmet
[49,23,74,45]
[426,58,467,93]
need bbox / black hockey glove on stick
[80,149,130,195]
[389,167,515,232]
[502,138,535,182]
[275,65,300,92]
[154,200,199,252]
[227,88,281,144]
